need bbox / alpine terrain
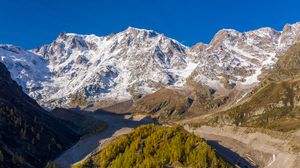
[1,22,300,111]
[1,21,300,168]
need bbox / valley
[1,21,300,168]
[51,109,300,168]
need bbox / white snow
[168,58,198,86]
[242,68,260,84]
[1,22,300,108]
[242,53,277,85]
[180,61,199,78]
[0,27,189,108]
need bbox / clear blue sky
[1,0,300,49]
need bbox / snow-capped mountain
[0,45,50,94]
[188,23,300,92]
[1,27,190,108]
[1,22,300,109]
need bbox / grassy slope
[132,83,229,122]
[210,80,300,132]
[73,124,232,168]
[132,89,194,120]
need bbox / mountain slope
[130,82,231,121]
[33,28,190,109]
[209,43,300,132]
[0,62,79,168]
[188,22,300,90]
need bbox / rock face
[0,62,79,168]
[1,22,300,108]
[189,24,300,90]
[1,28,188,108]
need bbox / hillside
[208,43,300,132]
[73,124,232,168]
[0,62,79,168]
[131,84,230,121]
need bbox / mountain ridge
[1,22,300,109]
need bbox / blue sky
[1,0,300,49]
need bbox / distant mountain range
[1,22,300,111]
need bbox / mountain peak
[55,32,86,41]
[0,44,25,54]
[121,26,160,39]
[283,21,300,30]
[125,26,156,33]
[208,28,241,47]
